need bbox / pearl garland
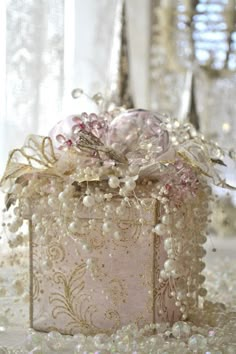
[2,156,211,327]
[2,110,233,352]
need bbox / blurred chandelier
[150,0,236,144]
[151,0,236,73]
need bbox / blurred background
[0,0,236,236]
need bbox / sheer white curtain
[64,0,151,116]
[0,0,65,174]
[0,0,150,174]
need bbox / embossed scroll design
[49,263,121,335]
[107,279,128,306]
[47,242,65,263]
[49,263,98,335]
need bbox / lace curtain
[0,0,150,175]
[0,0,65,174]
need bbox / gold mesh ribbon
[1,133,235,190]
[1,135,58,183]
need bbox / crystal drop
[73,333,86,344]
[71,88,83,99]
[188,334,207,351]
[24,332,42,351]
[94,333,109,349]
[92,92,103,104]
[46,331,63,351]
[172,321,191,339]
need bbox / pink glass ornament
[106,109,170,157]
[49,115,80,150]
[49,113,109,151]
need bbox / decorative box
[28,193,181,335]
[2,109,223,335]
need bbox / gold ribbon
[1,133,235,191]
[1,135,58,184]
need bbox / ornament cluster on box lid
[1,109,223,323]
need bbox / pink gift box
[28,196,181,335]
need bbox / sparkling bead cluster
[1,312,236,353]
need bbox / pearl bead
[102,222,112,233]
[82,244,89,251]
[154,223,166,235]
[164,259,177,272]
[164,237,172,251]
[58,191,66,202]
[68,222,77,233]
[160,270,168,280]
[125,178,136,191]
[83,195,95,207]
[161,215,170,225]
[113,231,120,240]
[108,176,120,188]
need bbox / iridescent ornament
[106,109,170,158]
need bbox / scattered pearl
[102,222,112,233]
[68,222,78,233]
[161,214,170,225]
[154,223,166,235]
[83,195,95,207]
[125,179,136,191]
[108,176,120,189]
[164,259,177,272]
